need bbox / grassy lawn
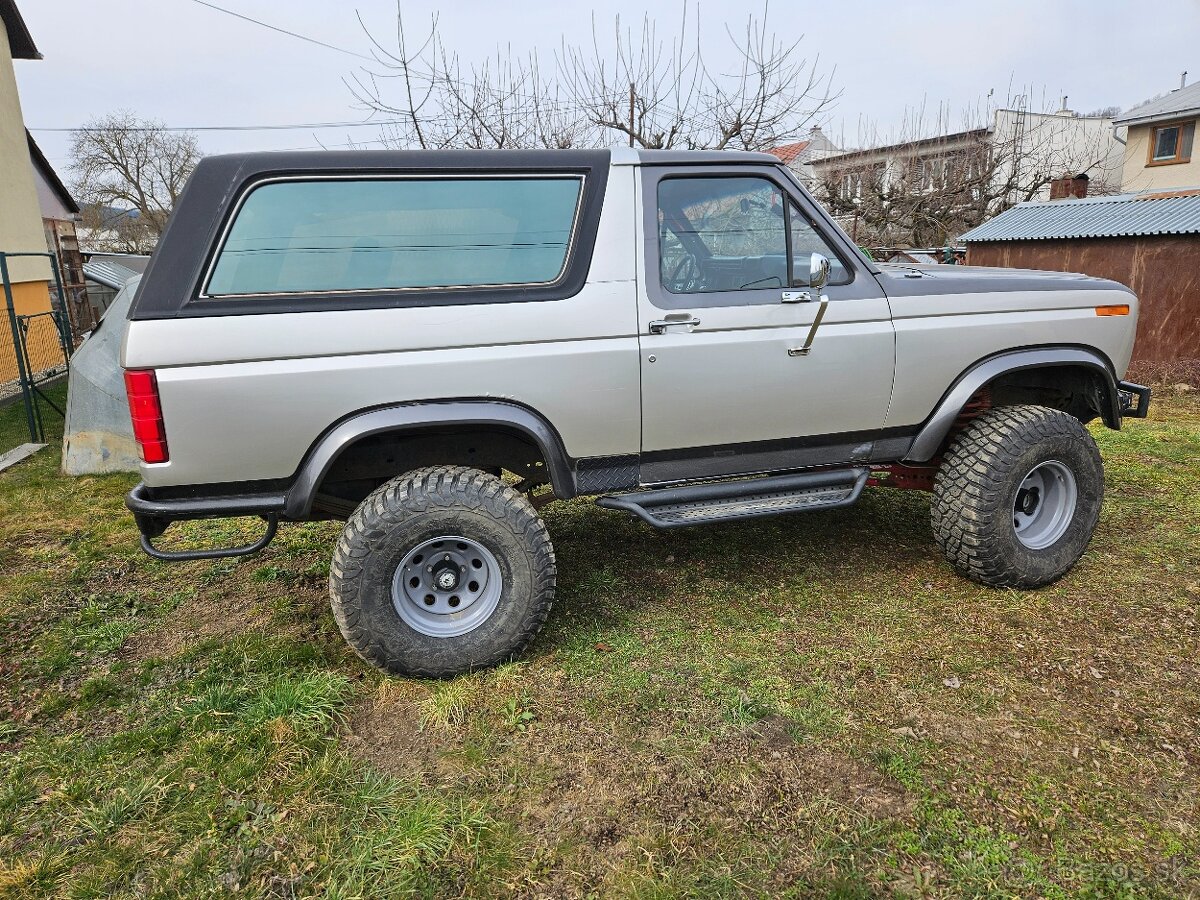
[0,379,67,453]
[0,392,1197,898]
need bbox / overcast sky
[14,0,1200,172]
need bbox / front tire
[329,466,556,677]
[931,405,1104,589]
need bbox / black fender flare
[903,346,1120,463]
[282,400,576,517]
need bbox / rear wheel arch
[283,401,575,518]
[904,347,1121,463]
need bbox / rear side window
[204,176,584,297]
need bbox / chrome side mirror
[807,252,831,291]
[782,252,833,303]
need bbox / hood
[874,263,1133,298]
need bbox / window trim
[656,174,791,297]
[647,169,861,310]
[788,200,854,288]
[1146,119,1194,167]
[198,172,588,300]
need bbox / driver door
[637,167,896,484]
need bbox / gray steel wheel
[1012,460,1078,550]
[931,405,1104,589]
[391,535,504,638]
[330,467,556,677]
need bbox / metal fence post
[0,252,41,444]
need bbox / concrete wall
[0,25,51,286]
[965,235,1200,364]
[991,109,1124,199]
[1121,121,1200,192]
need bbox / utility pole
[628,83,635,147]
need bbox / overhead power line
[181,0,625,115]
[186,0,375,61]
[37,1,756,141]
[30,120,408,133]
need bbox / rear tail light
[124,369,169,463]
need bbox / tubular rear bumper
[126,483,286,560]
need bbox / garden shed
[960,189,1200,367]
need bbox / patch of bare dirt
[509,713,913,859]
[121,590,275,663]
[342,678,914,895]
[343,696,460,781]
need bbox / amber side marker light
[1095,304,1130,316]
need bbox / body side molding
[283,400,577,518]
[904,346,1120,464]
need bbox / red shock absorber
[867,387,993,491]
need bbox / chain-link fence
[1,251,75,454]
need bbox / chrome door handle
[787,297,829,357]
[648,315,700,335]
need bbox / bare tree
[70,111,200,253]
[814,92,1124,247]
[349,3,837,152]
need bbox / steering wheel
[667,252,702,293]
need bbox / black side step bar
[126,483,286,561]
[139,516,279,562]
[597,468,869,529]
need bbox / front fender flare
[903,347,1120,464]
[283,400,575,518]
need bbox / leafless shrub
[1125,359,1200,390]
[813,92,1123,246]
[348,2,837,152]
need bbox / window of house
[1149,121,1195,165]
[205,176,583,297]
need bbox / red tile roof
[767,140,811,165]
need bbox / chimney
[1049,173,1089,200]
[1183,71,1189,90]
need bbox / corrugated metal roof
[959,189,1200,243]
[83,260,141,290]
[1113,81,1200,126]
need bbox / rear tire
[329,466,556,677]
[931,405,1103,588]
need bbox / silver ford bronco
[121,147,1150,676]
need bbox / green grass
[0,393,1197,897]
[0,379,67,452]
